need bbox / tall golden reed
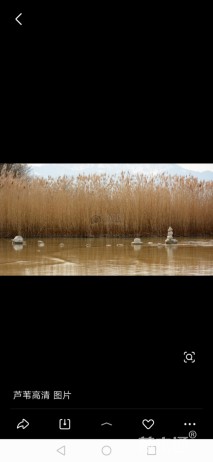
[0,173,212,237]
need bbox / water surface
[0,238,213,276]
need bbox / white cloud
[28,164,43,167]
[177,164,213,172]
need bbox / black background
[1,276,209,438]
[1,1,210,440]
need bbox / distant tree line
[0,163,31,177]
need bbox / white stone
[12,236,24,244]
[165,238,178,244]
[165,227,178,245]
[38,241,45,247]
[131,238,143,245]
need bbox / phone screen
[2,3,212,460]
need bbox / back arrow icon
[17,419,29,430]
[57,446,66,456]
[15,13,23,26]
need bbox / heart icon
[142,419,155,430]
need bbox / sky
[177,164,213,172]
[29,164,213,172]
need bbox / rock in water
[38,241,45,247]
[12,236,24,244]
[165,227,178,244]
[131,238,143,245]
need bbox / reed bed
[0,173,213,237]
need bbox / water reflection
[12,243,24,252]
[165,245,178,258]
[0,238,212,276]
[133,245,142,251]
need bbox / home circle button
[102,446,112,456]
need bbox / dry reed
[0,173,212,237]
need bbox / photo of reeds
[0,173,213,238]
[0,164,212,276]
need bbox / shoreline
[1,234,213,240]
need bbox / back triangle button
[57,446,66,456]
